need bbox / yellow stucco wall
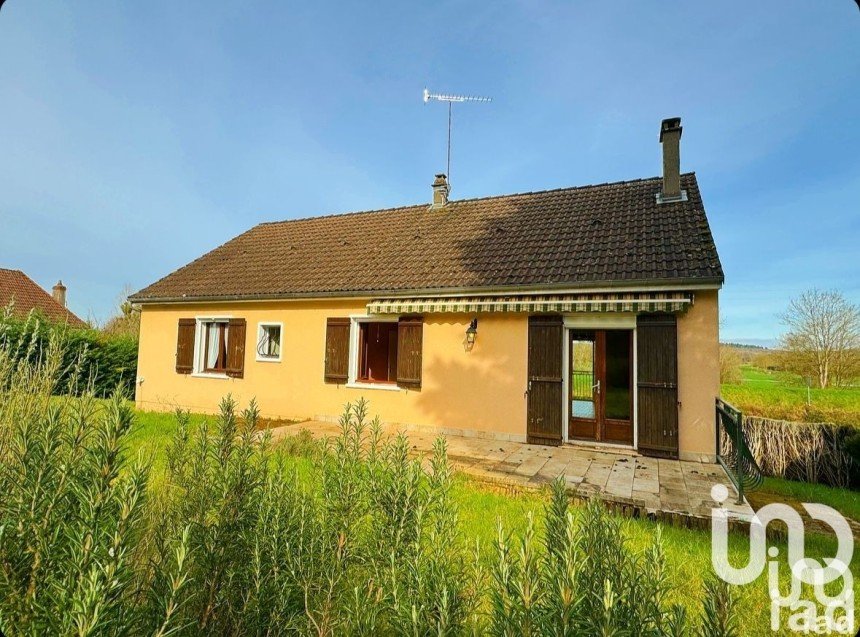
[135,300,529,438]
[676,289,720,460]
[135,291,720,456]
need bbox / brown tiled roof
[0,268,87,327]
[131,173,723,303]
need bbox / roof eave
[128,276,724,305]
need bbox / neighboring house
[0,268,86,328]
[131,118,723,461]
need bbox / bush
[719,346,743,384]
[0,311,137,397]
[0,337,738,635]
[730,415,856,488]
[845,432,860,485]
[489,480,707,636]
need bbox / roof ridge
[259,173,698,227]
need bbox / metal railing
[571,370,594,400]
[716,398,763,504]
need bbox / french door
[569,330,634,445]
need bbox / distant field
[721,365,860,428]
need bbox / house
[131,117,723,462]
[0,268,86,328]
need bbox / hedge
[0,313,137,397]
[727,415,858,488]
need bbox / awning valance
[367,292,694,315]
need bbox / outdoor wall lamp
[465,318,479,349]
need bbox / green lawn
[721,365,860,428]
[129,405,859,635]
[750,477,860,524]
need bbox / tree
[779,289,860,388]
[719,345,743,384]
[101,284,140,339]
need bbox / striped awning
[367,292,694,315]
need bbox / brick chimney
[658,117,686,203]
[431,173,449,208]
[52,280,67,307]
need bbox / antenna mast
[423,88,491,191]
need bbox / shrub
[486,478,728,636]
[719,346,743,384]
[0,330,182,634]
[845,431,860,463]
[0,336,738,635]
[732,416,855,488]
[0,311,138,397]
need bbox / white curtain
[206,323,221,368]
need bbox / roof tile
[0,269,87,327]
[132,173,723,302]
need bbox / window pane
[359,322,398,382]
[604,331,631,420]
[205,322,228,371]
[268,327,281,356]
[258,325,281,358]
[206,323,221,369]
[571,337,595,419]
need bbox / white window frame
[192,316,232,379]
[345,315,402,391]
[256,322,284,363]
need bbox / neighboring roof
[0,268,87,327]
[131,172,723,303]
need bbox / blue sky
[0,1,857,343]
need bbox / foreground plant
[0,337,738,635]
[0,338,189,635]
[488,478,733,636]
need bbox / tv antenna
[423,88,492,191]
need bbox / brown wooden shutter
[526,315,564,446]
[636,313,679,459]
[226,318,247,378]
[176,319,196,374]
[324,318,350,384]
[396,316,423,389]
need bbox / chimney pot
[431,173,449,208]
[52,280,67,307]
[658,117,685,203]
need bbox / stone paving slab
[269,420,755,523]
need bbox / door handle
[592,380,601,395]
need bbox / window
[187,317,246,378]
[202,321,229,373]
[357,321,399,383]
[257,323,282,361]
[324,316,422,389]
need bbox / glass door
[602,330,633,445]
[568,330,633,445]
[569,332,598,441]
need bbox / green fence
[715,398,763,504]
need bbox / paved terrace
[270,420,754,524]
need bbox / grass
[128,405,859,635]
[751,477,860,524]
[721,365,860,428]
